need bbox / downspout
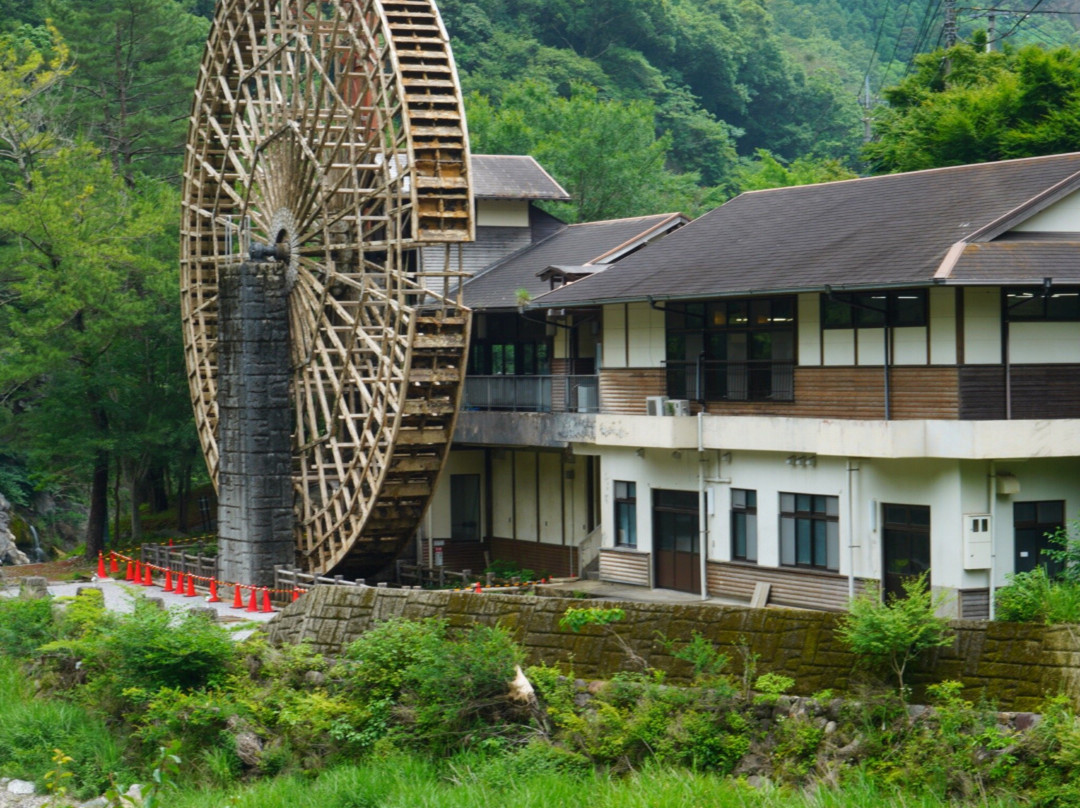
[989,460,997,620]
[699,412,708,601]
[884,324,891,421]
[846,459,860,600]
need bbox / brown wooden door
[653,490,700,594]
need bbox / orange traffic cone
[473,580,482,593]
[174,572,185,594]
[134,561,144,584]
[125,561,134,581]
[207,579,221,603]
[144,565,154,586]
[231,584,244,609]
[109,553,119,575]
[292,587,301,602]
[247,587,259,612]
[97,553,107,579]
[163,569,174,592]
[185,575,198,597]
[261,588,274,613]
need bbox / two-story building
[425,152,1080,616]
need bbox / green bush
[0,595,56,658]
[996,568,1080,625]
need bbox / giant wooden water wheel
[180,0,472,576]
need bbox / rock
[745,775,772,790]
[1014,712,1041,731]
[508,665,536,705]
[125,784,143,803]
[18,577,48,599]
[7,780,35,795]
[234,731,263,767]
[734,752,769,776]
[824,720,837,735]
[907,704,929,720]
[303,670,325,686]
[81,797,109,808]
[0,494,31,567]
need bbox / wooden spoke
[181,0,473,576]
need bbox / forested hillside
[0,0,1079,553]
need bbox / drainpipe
[989,460,997,620]
[699,412,708,601]
[846,459,860,600]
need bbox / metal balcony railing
[463,374,600,413]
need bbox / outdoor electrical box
[963,513,992,569]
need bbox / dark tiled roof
[472,155,570,200]
[534,153,1080,307]
[948,241,1080,283]
[463,214,681,309]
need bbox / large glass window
[820,290,928,329]
[731,488,757,562]
[614,481,637,548]
[468,313,551,375]
[665,297,795,402]
[780,493,839,571]
[1005,288,1080,321]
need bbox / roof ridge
[564,212,683,228]
[739,151,1080,197]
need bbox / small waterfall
[28,525,46,563]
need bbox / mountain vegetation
[0,0,1079,550]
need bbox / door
[653,489,700,594]
[1014,500,1064,576]
[450,474,481,542]
[882,503,931,601]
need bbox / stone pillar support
[216,260,294,587]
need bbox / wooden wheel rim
[181,0,472,574]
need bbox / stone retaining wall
[266,586,1080,711]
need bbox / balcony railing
[463,374,599,413]
[665,360,794,402]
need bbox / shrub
[838,573,953,697]
[996,568,1053,623]
[0,595,56,658]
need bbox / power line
[879,0,920,90]
[862,0,894,93]
[990,0,1048,42]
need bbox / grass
[164,757,1025,808]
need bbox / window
[614,481,637,548]
[731,489,757,562]
[467,312,552,375]
[1014,500,1065,576]
[820,290,928,329]
[1005,288,1080,321]
[780,493,839,571]
[665,297,795,402]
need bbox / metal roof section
[471,155,571,200]
[463,213,686,309]
[533,152,1080,308]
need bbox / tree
[735,149,857,192]
[837,573,954,698]
[866,44,1080,174]
[47,0,208,182]
[0,143,185,557]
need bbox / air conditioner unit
[645,395,669,416]
[665,399,691,416]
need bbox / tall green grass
[166,757,1022,808]
[0,656,128,797]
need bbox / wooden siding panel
[599,369,666,415]
[701,367,959,420]
[490,536,578,578]
[417,539,488,572]
[599,548,650,586]
[706,562,872,612]
[1011,365,1080,419]
[959,366,1006,420]
[959,588,990,620]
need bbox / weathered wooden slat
[599,548,650,586]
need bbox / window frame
[614,480,637,548]
[779,492,840,571]
[1004,287,1080,322]
[820,290,929,330]
[731,488,757,562]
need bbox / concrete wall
[268,585,1080,711]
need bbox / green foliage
[752,672,796,706]
[1044,515,1080,584]
[662,631,733,691]
[867,44,1080,174]
[838,573,954,697]
[735,149,857,192]
[995,567,1080,625]
[559,606,626,633]
[0,595,56,658]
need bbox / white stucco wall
[476,199,529,227]
[1009,321,1080,364]
[929,286,957,364]
[601,304,628,369]
[963,286,1000,364]
[1011,190,1080,232]
[626,302,666,366]
[797,293,821,366]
